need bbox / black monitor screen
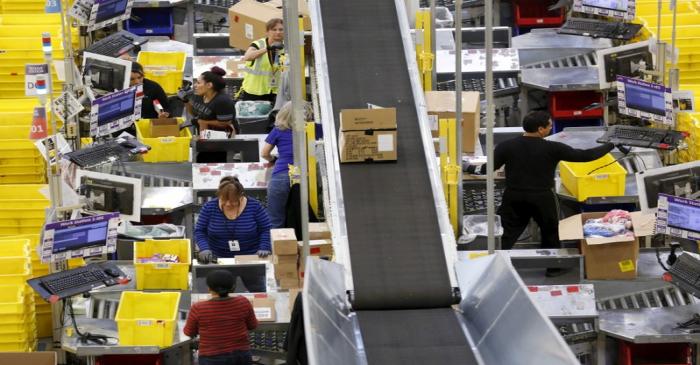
[604,50,652,84]
[52,220,109,254]
[192,264,267,293]
[84,58,128,93]
[460,27,511,49]
[643,168,700,209]
[81,177,135,215]
[95,0,129,23]
[195,139,261,163]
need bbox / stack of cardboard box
[271,228,299,289]
[298,222,333,286]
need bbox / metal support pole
[669,0,679,91]
[485,0,496,253]
[455,0,464,236]
[429,0,437,90]
[655,0,665,84]
[284,0,310,263]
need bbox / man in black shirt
[493,111,614,253]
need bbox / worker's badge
[228,240,241,251]
[269,75,278,88]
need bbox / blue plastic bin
[125,8,174,37]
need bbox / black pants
[498,188,560,250]
[238,91,276,104]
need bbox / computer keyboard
[85,31,148,58]
[668,253,700,298]
[557,18,642,40]
[437,77,520,98]
[596,125,683,150]
[463,180,505,215]
[250,329,288,353]
[65,139,149,168]
[28,262,128,301]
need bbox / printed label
[254,307,272,320]
[245,24,254,39]
[377,134,394,152]
[618,259,635,272]
[137,320,153,326]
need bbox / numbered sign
[45,0,61,13]
[30,107,48,140]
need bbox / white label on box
[245,24,254,39]
[160,136,175,143]
[428,114,438,131]
[155,263,171,269]
[377,134,394,152]
[137,320,153,326]
[254,307,272,320]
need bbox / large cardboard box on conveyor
[339,108,398,163]
[228,0,311,50]
[559,212,655,280]
[424,91,480,153]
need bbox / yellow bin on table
[136,51,186,94]
[133,239,191,290]
[115,291,181,347]
[559,153,626,201]
[135,119,191,163]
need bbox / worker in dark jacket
[492,111,614,256]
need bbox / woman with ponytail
[184,270,258,365]
[185,66,239,136]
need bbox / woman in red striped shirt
[184,270,258,365]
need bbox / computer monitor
[432,27,511,51]
[596,41,653,89]
[89,85,143,137]
[82,52,131,94]
[636,161,700,212]
[88,0,133,32]
[195,139,261,163]
[40,212,120,263]
[656,193,700,240]
[617,75,673,124]
[573,0,636,20]
[191,263,267,293]
[76,170,142,222]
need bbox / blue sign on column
[45,0,61,13]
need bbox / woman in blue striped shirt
[195,176,272,263]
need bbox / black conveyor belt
[320,0,453,311]
[318,0,478,363]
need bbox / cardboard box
[273,254,298,265]
[309,222,331,240]
[274,262,298,279]
[149,118,180,138]
[339,108,398,163]
[271,228,298,255]
[252,296,276,322]
[0,352,57,365]
[424,91,480,153]
[228,0,310,50]
[559,212,655,280]
[298,239,333,257]
[278,276,300,289]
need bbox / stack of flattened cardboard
[271,228,299,289]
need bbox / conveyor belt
[318,0,477,363]
[320,0,453,310]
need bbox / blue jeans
[198,350,252,365]
[267,172,291,228]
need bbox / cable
[65,298,117,346]
[656,247,669,271]
[586,155,631,175]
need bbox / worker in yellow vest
[239,18,284,104]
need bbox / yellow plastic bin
[136,51,186,94]
[0,285,25,314]
[0,257,31,285]
[135,119,191,162]
[560,153,626,201]
[115,291,181,347]
[133,239,191,290]
[0,239,30,257]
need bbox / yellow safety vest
[241,38,280,96]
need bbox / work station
[0,0,699,364]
